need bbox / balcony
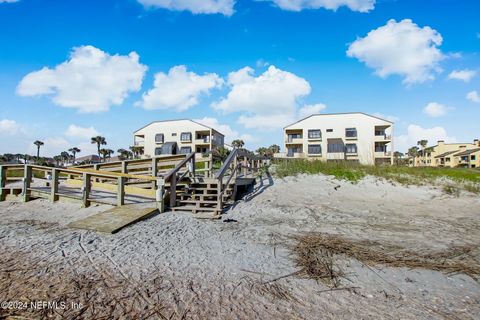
[375,134,392,141]
[195,136,211,144]
[327,153,345,160]
[375,151,392,158]
[134,141,144,147]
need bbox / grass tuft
[274,159,480,194]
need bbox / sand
[0,174,479,319]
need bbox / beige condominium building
[413,139,480,168]
[277,112,394,165]
[133,119,225,158]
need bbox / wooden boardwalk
[68,204,159,233]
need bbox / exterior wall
[280,113,394,165]
[134,120,224,158]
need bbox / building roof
[134,119,224,136]
[454,148,480,157]
[434,150,458,158]
[283,112,394,129]
[76,154,101,162]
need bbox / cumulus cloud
[467,90,480,103]
[0,119,20,134]
[17,45,147,113]
[396,124,456,152]
[268,0,375,12]
[212,65,311,129]
[194,117,255,144]
[297,103,326,119]
[138,65,223,111]
[423,102,450,118]
[137,0,235,16]
[347,19,444,85]
[448,69,476,82]
[65,124,99,139]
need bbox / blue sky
[0,0,479,157]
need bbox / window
[180,147,192,154]
[308,144,321,154]
[172,133,177,137]
[472,155,476,160]
[308,129,321,139]
[155,147,162,155]
[345,144,357,154]
[446,157,450,162]
[155,133,164,143]
[180,132,192,141]
[345,128,357,138]
[327,142,344,153]
[326,129,333,132]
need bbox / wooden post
[51,168,59,202]
[151,158,158,188]
[169,174,177,208]
[217,177,223,211]
[82,173,91,207]
[22,165,32,202]
[117,176,125,206]
[243,157,248,176]
[93,164,100,182]
[0,165,6,202]
[190,156,196,178]
[156,178,165,213]
[121,161,128,174]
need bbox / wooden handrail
[163,152,195,181]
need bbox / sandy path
[0,174,479,319]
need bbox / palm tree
[231,139,245,149]
[60,151,70,166]
[33,140,44,159]
[91,136,107,157]
[117,148,129,160]
[99,148,114,162]
[267,144,280,156]
[53,155,62,166]
[212,146,230,161]
[69,147,81,164]
[256,147,268,156]
[129,146,143,159]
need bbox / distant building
[133,119,225,158]
[411,139,480,168]
[276,112,394,165]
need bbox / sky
[0,0,479,157]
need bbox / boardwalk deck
[68,204,159,233]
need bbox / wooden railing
[161,153,196,208]
[0,164,160,208]
[214,149,264,211]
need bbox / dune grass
[274,159,480,193]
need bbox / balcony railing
[374,151,392,158]
[134,141,144,146]
[375,134,392,140]
[196,136,210,143]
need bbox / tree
[417,140,428,151]
[99,148,114,162]
[256,147,268,156]
[117,148,130,160]
[33,140,44,159]
[53,155,62,166]
[68,147,81,164]
[91,136,107,157]
[212,146,230,161]
[267,144,280,156]
[407,146,419,157]
[129,146,144,159]
[60,151,70,166]
[231,139,245,149]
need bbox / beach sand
[1,174,479,319]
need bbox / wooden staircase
[170,179,235,218]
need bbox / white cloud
[396,124,456,152]
[0,0,19,3]
[28,137,70,157]
[297,103,326,119]
[423,102,449,118]
[467,90,480,103]
[0,119,20,134]
[268,0,375,12]
[347,19,444,85]
[448,69,476,82]
[137,0,235,16]
[212,65,311,129]
[194,117,256,145]
[65,124,99,140]
[17,45,147,113]
[138,65,223,111]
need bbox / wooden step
[179,199,218,205]
[171,205,221,214]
